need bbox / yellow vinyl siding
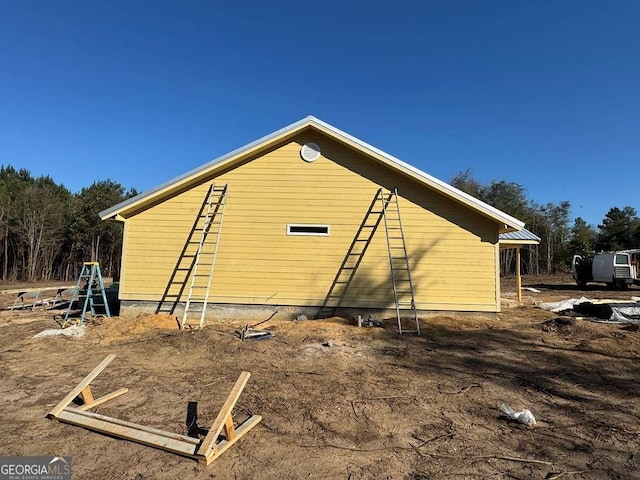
[121,133,498,312]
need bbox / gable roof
[100,116,525,232]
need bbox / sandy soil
[0,275,638,479]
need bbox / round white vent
[300,142,321,162]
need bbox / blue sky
[1,1,638,227]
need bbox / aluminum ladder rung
[381,188,420,336]
[151,183,228,329]
[182,183,228,329]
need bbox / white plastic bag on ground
[33,324,86,339]
[538,297,591,313]
[500,403,536,426]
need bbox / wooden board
[202,415,262,465]
[77,388,129,411]
[48,354,117,417]
[55,408,262,464]
[63,408,200,445]
[56,408,199,458]
[2,286,75,295]
[197,371,250,457]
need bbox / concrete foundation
[120,300,498,323]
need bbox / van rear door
[614,253,632,280]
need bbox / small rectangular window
[287,224,330,236]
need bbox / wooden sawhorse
[47,354,261,465]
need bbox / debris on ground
[500,403,537,426]
[540,317,577,335]
[236,324,273,340]
[33,324,86,339]
[355,314,384,327]
[538,297,591,313]
[538,297,640,323]
[621,324,640,332]
[576,301,640,323]
[602,303,640,323]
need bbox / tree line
[0,165,137,282]
[1,164,638,283]
[450,169,640,276]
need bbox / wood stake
[224,414,236,441]
[80,386,94,405]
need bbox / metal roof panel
[499,228,541,243]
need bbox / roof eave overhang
[499,239,541,249]
[102,213,126,222]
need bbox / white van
[572,250,640,289]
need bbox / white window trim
[286,224,330,236]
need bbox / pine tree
[568,217,597,259]
[596,207,639,251]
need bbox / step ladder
[316,188,393,319]
[156,184,228,322]
[60,262,111,328]
[381,189,420,335]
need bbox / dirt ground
[0,274,639,479]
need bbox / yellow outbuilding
[101,116,529,323]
